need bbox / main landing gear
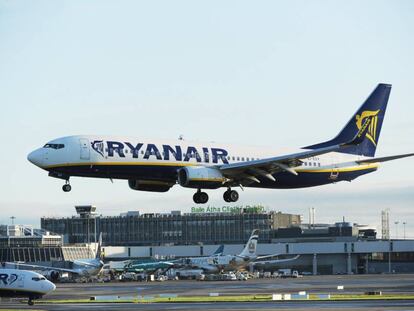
[62,180,71,192]
[223,189,239,203]
[193,190,209,204]
[193,189,240,204]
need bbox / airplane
[27,83,414,204]
[0,268,56,305]
[8,234,104,281]
[177,230,299,273]
[124,245,224,274]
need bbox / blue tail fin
[213,245,224,256]
[304,83,391,157]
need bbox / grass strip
[39,293,414,304]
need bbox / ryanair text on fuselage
[92,140,229,164]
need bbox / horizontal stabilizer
[356,153,414,164]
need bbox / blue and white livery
[28,84,414,204]
[0,268,55,305]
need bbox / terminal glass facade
[41,211,298,246]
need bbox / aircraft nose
[27,149,44,167]
[48,281,56,292]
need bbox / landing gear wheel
[229,190,239,202]
[223,190,232,203]
[62,184,72,192]
[28,299,34,306]
[193,191,209,204]
[199,192,209,204]
[223,189,239,202]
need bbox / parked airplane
[28,84,413,204]
[124,245,224,273]
[9,234,104,281]
[0,268,56,305]
[178,230,298,273]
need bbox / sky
[0,0,413,238]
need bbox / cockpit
[31,276,47,281]
[43,143,65,149]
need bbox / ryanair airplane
[28,84,413,204]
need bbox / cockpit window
[43,143,65,149]
[32,277,47,281]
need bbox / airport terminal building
[40,206,302,246]
[37,205,414,275]
[0,224,93,263]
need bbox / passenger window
[318,163,321,167]
[232,157,235,161]
[141,150,144,154]
[304,162,307,166]
[237,157,240,161]
[247,157,250,161]
[241,157,245,161]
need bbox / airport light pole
[10,216,15,225]
[403,222,407,239]
[394,221,399,239]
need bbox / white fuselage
[28,135,378,187]
[0,269,55,299]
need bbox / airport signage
[190,205,265,214]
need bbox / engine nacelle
[128,180,172,192]
[178,166,225,189]
[42,270,60,282]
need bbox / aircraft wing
[255,253,283,261]
[356,153,414,164]
[219,123,369,184]
[6,262,81,275]
[253,255,300,266]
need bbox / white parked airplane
[0,268,55,305]
[9,234,104,281]
[28,84,413,204]
[177,230,299,273]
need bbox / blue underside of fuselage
[0,288,42,298]
[49,164,377,189]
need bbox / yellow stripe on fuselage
[295,163,379,173]
[44,161,195,169]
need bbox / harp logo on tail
[356,110,380,146]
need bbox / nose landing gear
[62,180,71,192]
[193,190,209,204]
[223,189,239,203]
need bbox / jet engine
[128,180,172,192]
[178,167,225,189]
[42,270,60,282]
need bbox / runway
[2,300,414,311]
[46,273,414,300]
[2,274,414,310]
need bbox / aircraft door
[16,274,24,288]
[79,138,90,160]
